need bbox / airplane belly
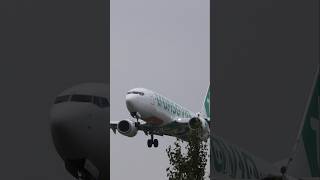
[142,105,172,126]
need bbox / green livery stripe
[211,136,262,179]
[204,86,210,118]
[302,71,319,177]
[154,93,192,118]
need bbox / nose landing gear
[65,159,96,180]
[77,170,95,180]
[147,134,158,148]
[131,112,141,127]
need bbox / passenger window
[54,95,70,104]
[71,94,92,102]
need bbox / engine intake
[117,120,138,137]
[118,121,130,132]
[189,117,203,130]
[188,117,210,140]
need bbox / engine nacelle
[188,117,207,130]
[188,117,210,140]
[117,120,138,137]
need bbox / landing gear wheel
[147,133,159,148]
[153,139,158,147]
[147,139,152,148]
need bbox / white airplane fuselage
[124,87,210,141]
[126,88,195,126]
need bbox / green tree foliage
[166,130,208,180]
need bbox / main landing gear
[130,112,159,148]
[147,134,158,148]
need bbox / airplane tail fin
[283,68,320,178]
[203,85,211,119]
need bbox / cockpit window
[127,91,144,96]
[54,95,70,104]
[70,94,92,102]
[93,96,109,108]
[54,94,109,108]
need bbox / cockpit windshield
[127,91,144,96]
[71,94,92,102]
[54,94,109,108]
[54,95,70,104]
[93,96,109,108]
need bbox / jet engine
[188,117,210,140]
[188,117,207,130]
[117,120,138,137]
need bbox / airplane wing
[110,121,118,134]
[110,118,191,140]
[158,118,191,140]
[140,118,190,137]
[110,121,163,136]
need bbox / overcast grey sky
[110,0,209,179]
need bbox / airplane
[110,86,211,148]
[50,83,109,180]
[110,70,319,179]
[49,69,319,180]
[211,68,320,180]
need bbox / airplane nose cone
[50,103,108,179]
[50,105,87,159]
[125,94,138,112]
